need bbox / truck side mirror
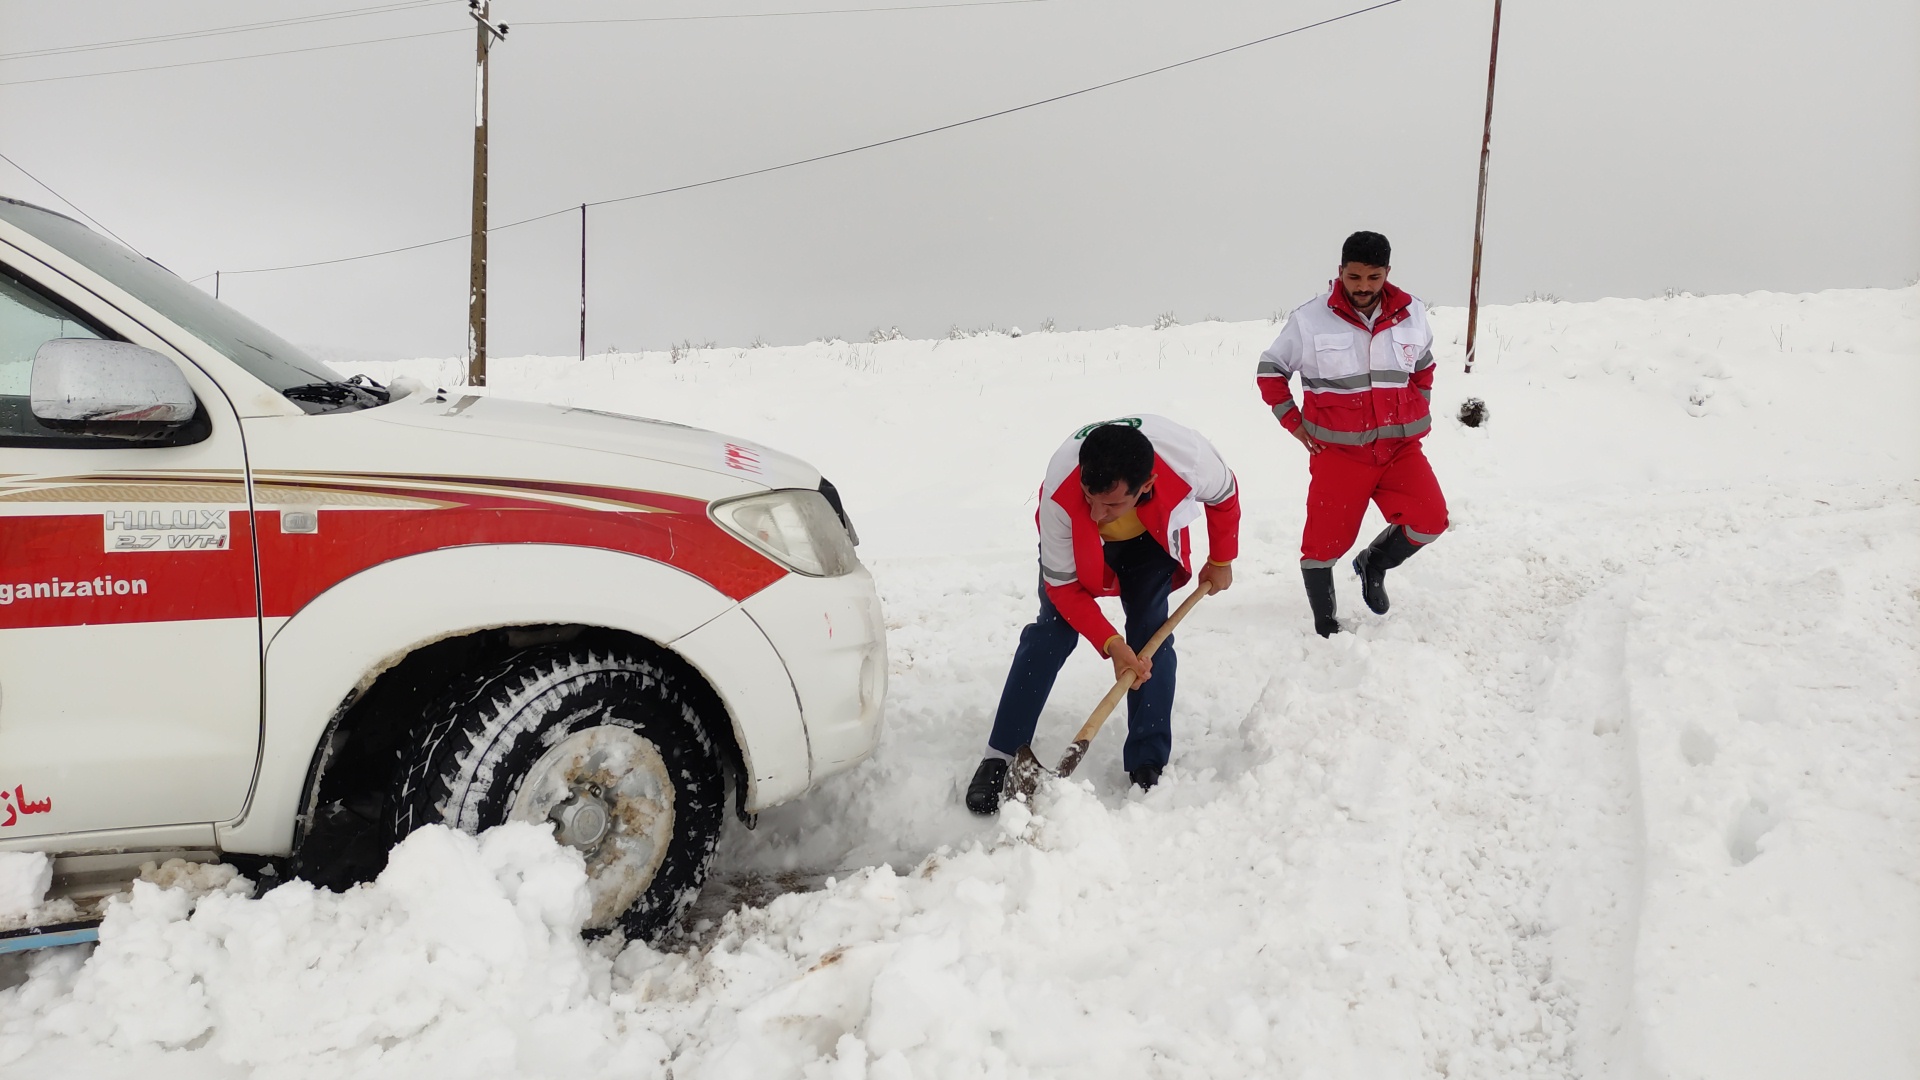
[30,339,198,425]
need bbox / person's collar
[1326,280,1412,331]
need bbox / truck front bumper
[740,564,888,783]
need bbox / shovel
[1008,580,1213,799]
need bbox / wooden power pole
[579,203,587,363]
[1463,0,1503,374]
[467,0,508,386]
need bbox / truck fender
[215,543,811,856]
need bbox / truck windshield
[0,198,360,410]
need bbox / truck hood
[368,390,821,491]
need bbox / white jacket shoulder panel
[1038,499,1076,587]
[1037,434,1084,586]
[1136,414,1235,506]
[1259,295,1327,376]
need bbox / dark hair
[1341,230,1391,268]
[1079,422,1155,494]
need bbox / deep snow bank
[4,826,631,1079]
[0,854,51,926]
[1,287,1914,1079]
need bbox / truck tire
[390,645,726,942]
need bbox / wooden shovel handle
[1068,580,1213,746]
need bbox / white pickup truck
[0,196,886,946]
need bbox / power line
[1,0,1061,87]
[225,206,574,276]
[221,0,1412,278]
[0,27,469,88]
[519,0,1056,29]
[585,0,1410,207]
[0,149,145,256]
[0,1,455,63]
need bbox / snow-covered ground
[2,287,1915,1079]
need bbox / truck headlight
[709,489,859,577]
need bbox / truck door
[0,254,259,844]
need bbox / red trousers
[1301,440,1448,566]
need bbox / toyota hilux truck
[0,196,886,947]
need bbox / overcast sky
[2,0,1914,360]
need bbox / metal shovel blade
[1008,744,1051,800]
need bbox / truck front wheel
[390,645,727,941]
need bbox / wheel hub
[548,787,613,850]
[507,726,676,930]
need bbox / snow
[2,286,1916,1078]
[0,854,51,924]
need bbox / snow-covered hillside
[2,287,1915,1079]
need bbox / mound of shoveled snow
[1,825,643,1079]
[0,854,52,925]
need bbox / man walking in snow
[966,416,1240,814]
[1258,231,1448,636]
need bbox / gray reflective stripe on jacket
[1302,369,1412,391]
[1271,399,1298,422]
[1302,372,1373,391]
[1300,414,1433,445]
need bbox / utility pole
[579,203,587,363]
[1463,0,1503,374]
[467,0,508,386]
[214,270,220,300]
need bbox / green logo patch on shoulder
[1074,417,1143,439]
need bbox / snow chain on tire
[390,645,726,942]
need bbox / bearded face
[1339,262,1389,312]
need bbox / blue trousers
[986,534,1180,772]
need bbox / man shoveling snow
[1258,230,1449,635]
[966,417,1240,813]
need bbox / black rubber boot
[1302,566,1342,637]
[966,758,1010,815]
[1352,525,1423,615]
[1129,764,1163,792]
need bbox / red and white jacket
[1257,282,1436,455]
[1037,415,1241,651]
